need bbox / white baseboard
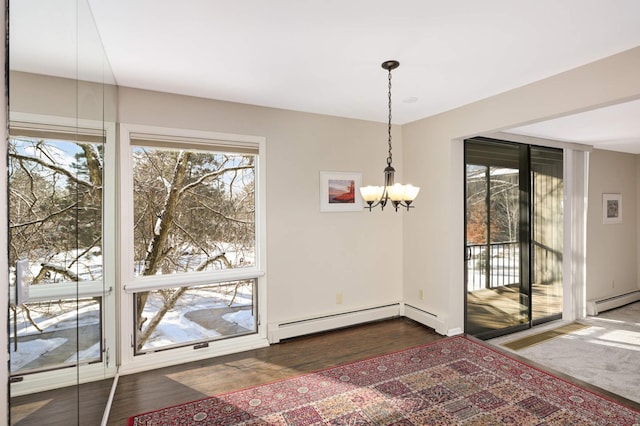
[267,304,401,343]
[586,289,640,316]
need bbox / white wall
[587,149,638,299]
[402,46,640,334]
[117,88,404,326]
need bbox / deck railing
[466,240,562,292]
[466,242,519,291]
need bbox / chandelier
[360,60,420,212]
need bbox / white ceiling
[508,99,640,154]
[9,0,640,153]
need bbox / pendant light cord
[387,68,393,167]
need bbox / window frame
[118,123,268,374]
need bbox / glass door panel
[531,147,563,321]
[465,162,527,336]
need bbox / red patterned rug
[127,336,640,425]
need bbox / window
[8,131,106,374]
[131,144,256,276]
[10,298,102,374]
[134,280,256,354]
[121,125,265,357]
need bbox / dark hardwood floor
[10,317,640,425]
[107,318,440,425]
[10,378,114,425]
[10,317,440,425]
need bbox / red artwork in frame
[320,171,363,212]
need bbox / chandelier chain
[387,68,393,167]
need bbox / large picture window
[122,126,264,356]
[131,145,256,276]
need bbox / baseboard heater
[586,289,640,316]
[267,304,401,343]
[403,304,448,336]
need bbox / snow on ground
[143,294,220,349]
[14,300,100,337]
[65,342,101,364]
[11,246,257,369]
[11,284,256,371]
[10,338,67,370]
[223,309,254,330]
[141,285,255,350]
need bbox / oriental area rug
[127,336,640,425]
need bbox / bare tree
[9,137,104,337]
[9,138,103,284]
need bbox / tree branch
[10,152,94,189]
[10,201,78,229]
[33,263,80,284]
[136,253,232,350]
[179,164,253,195]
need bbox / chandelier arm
[391,200,415,212]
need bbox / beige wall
[7,47,640,343]
[118,88,405,325]
[587,149,638,299]
[9,71,118,123]
[403,46,640,334]
[9,73,406,327]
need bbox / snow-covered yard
[10,282,255,373]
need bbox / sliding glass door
[464,138,563,339]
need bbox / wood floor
[10,316,640,425]
[10,317,441,425]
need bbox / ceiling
[9,0,640,153]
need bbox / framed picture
[602,193,622,224]
[319,171,363,212]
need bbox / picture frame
[602,193,622,224]
[319,171,363,212]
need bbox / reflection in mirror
[8,0,117,424]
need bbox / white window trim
[124,269,264,293]
[13,281,110,303]
[118,123,268,374]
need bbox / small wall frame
[602,193,622,224]
[319,171,363,212]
